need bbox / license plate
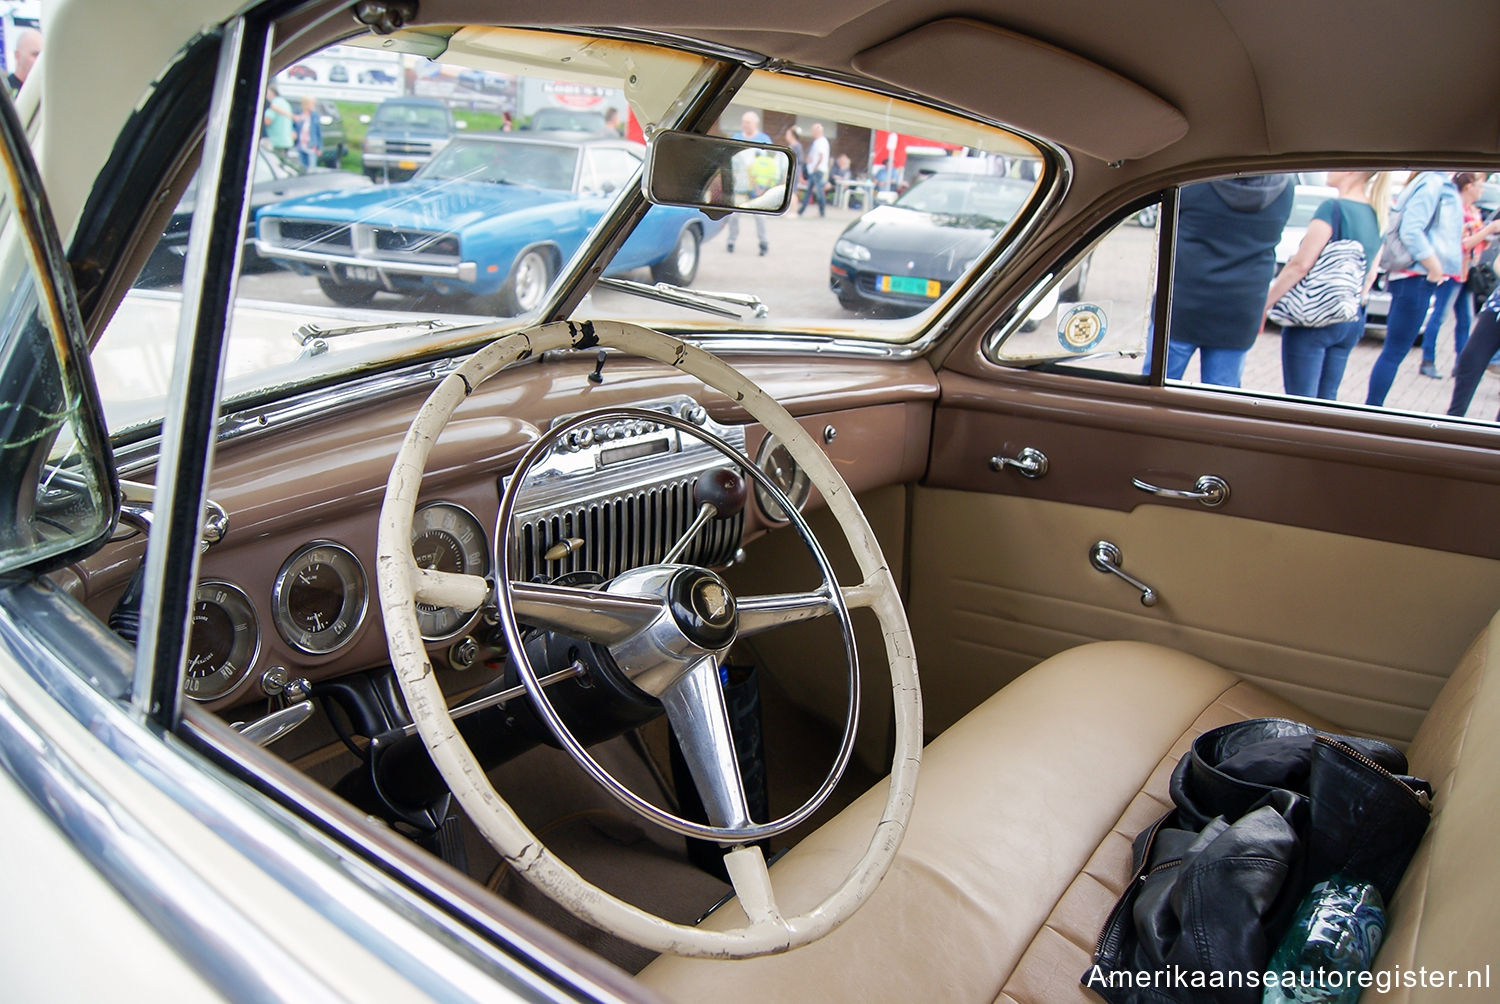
[343,265,379,283]
[397,159,419,170]
[878,274,939,297]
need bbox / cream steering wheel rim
[376,319,921,958]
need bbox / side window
[994,170,1500,426]
[1165,170,1500,422]
[987,199,1160,375]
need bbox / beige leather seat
[640,617,1500,1003]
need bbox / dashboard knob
[688,405,707,425]
[694,467,747,518]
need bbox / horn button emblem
[666,568,738,649]
[694,579,733,626]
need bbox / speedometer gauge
[272,541,367,655]
[185,581,259,701]
[412,501,489,640]
[754,433,811,522]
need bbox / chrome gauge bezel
[412,501,490,641]
[185,580,260,702]
[753,432,811,522]
[272,540,368,655]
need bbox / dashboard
[64,353,940,715]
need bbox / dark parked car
[359,95,455,181]
[830,171,1085,317]
[138,147,370,284]
[258,132,719,313]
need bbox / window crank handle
[1090,540,1157,607]
[989,446,1049,478]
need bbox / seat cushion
[639,641,1320,1003]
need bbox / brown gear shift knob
[693,468,747,517]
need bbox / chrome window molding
[0,579,628,1003]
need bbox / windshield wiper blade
[594,277,768,320]
[295,317,457,358]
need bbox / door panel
[911,371,1500,745]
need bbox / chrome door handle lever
[989,446,1049,478]
[1090,540,1157,607]
[1131,474,1229,508]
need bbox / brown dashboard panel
[72,352,941,711]
[927,370,1500,561]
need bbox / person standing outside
[1365,170,1465,404]
[294,95,322,168]
[6,28,41,95]
[1264,171,1389,400]
[727,111,771,255]
[1448,286,1500,420]
[798,122,830,217]
[1416,172,1500,377]
[263,85,296,157]
[1165,175,1295,387]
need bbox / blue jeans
[1366,276,1439,405]
[799,170,827,215]
[1419,278,1471,364]
[1281,311,1366,400]
[1166,339,1248,387]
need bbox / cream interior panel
[907,487,1500,744]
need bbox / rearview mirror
[643,130,794,218]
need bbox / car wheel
[650,225,701,285]
[497,248,552,316]
[1134,204,1159,228]
[317,273,378,306]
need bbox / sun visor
[851,19,1187,162]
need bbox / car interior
[10,1,1500,1000]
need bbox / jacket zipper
[1314,733,1432,811]
[1093,812,1174,961]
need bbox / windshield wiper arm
[295,318,457,359]
[594,277,768,320]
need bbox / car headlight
[834,239,871,263]
[365,136,386,153]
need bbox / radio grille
[514,474,742,582]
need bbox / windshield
[90,27,1043,437]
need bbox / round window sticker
[1058,303,1107,353]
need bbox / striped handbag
[1268,201,1365,328]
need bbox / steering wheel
[376,320,921,958]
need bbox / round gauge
[184,580,259,701]
[412,501,490,640]
[272,541,367,655]
[754,433,812,522]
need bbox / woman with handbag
[1416,173,1500,378]
[1264,171,1388,400]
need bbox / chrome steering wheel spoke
[659,656,753,831]
[509,579,660,645]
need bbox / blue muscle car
[256,131,719,314]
